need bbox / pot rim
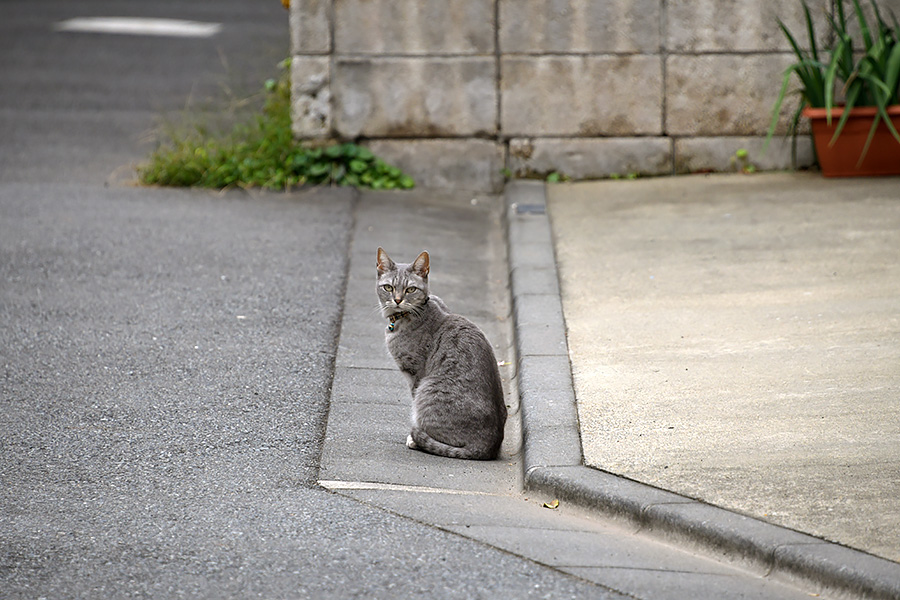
[803,104,900,119]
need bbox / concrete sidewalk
[506,173,900,599]
[317,187,835,599]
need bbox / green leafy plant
[545,171,570,183]
[139,60,414,191]
[767,0,900,160]
[731,148,757,173]
[609,172,639,180]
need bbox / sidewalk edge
[503,179,900,600]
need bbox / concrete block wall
[290,0,899,191]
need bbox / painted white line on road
[54,17,222,38]
[318,480,497,496]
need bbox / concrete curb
[503,180,900,600]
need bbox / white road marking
[54,17,222,38]
[318,480,496,496]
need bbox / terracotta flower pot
[803,105,900,177]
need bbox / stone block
[507,217,553,254]
[667,0,831,52]
[518,355,579,430]
[526,465,690,524]
[291,57,331,138]
[504,179,547,212]
[773,541,900,600]
[508,242,557,272]
[334,0,494,55]
[522,425,585,470]
[502,56,663,136]
[499,0,660,53]
[290,0,331,54]
[508,137,673,179]
[666,54,798,136]
[364,139,505,193]
[513,293,569,358]
[643,502,819,567]
[510,265,560,298]
[333,57,497,138]
[674,136,815,174]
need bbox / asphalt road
[0,1,606,597]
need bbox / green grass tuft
[138,60,414,191]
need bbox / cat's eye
[406,286,418,294]
[382,284,393,292]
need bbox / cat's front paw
[406,434,417,449]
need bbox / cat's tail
[408,427,500,461]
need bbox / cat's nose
[394,297,402,305]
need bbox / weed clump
[139,61,414,191]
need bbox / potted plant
[767,0,900,176]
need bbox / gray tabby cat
[376,247,506,460]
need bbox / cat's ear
[411,251,430,278]
[376,247,395,274]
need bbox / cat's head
[376,248,430,317]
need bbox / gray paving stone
[508,240,557,271]
[562,567,821,600]
[445,524,736,573]
[522,425,584,470]
[518,355,579,429]
[504,180,547,209]
[337,489,610,531]
[509,265,560,299]
[320,400,519,493]
[513,294,569,357]
[335,318,394,369]
[330,366,405,405]
[507,217,553,248]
